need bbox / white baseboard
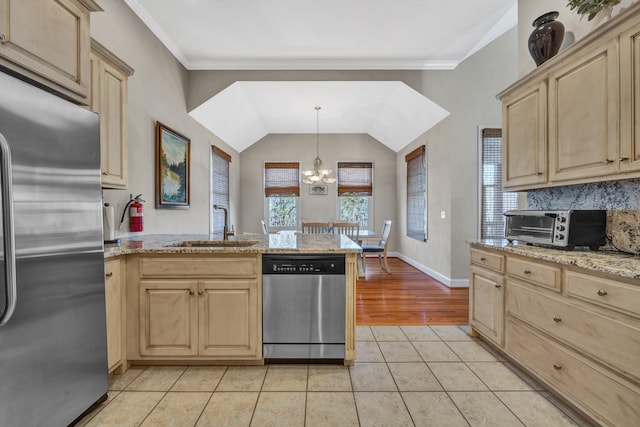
[389,252,469,288]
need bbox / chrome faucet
[213,205,235,240]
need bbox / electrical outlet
[440,210,446,219]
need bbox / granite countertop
[104,232,362,259]
[470,240,640,281]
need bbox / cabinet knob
[596,289,608,296]
[523,269,531,275]
[480,256,486,261]
[105,272,113,278]
[552,315,562,323]
[189,290,194,296]
[536,171,544,175]
[494,283,501,288]
[619,156,629,162]
[198,290,204,296]
[604,159,614,164]
[0,33,5,42]
[553,363,562,371]
[102,171,109,176]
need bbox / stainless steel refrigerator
[0,71,108,426]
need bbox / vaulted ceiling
[124,0,517,152]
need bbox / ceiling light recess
[302,106,336,185]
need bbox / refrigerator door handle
[0,132,16,327]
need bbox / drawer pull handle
[523,269,531,275]
[105,272,113,278]
[596,289,608,296]
[553,363,562,371]
[189,290,194,296]
[198,290,204,296]
[0,33,5,42]
[552,315,562,323]
[494,284,502,288]
[619,156,629,162]
[604,158,615,164]
[480,257,486,261]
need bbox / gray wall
[91,1,240,236]
[239,134,397,236]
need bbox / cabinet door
[548,39,619,182]
[104,258,122,371]
[90,42,132,189]
[139,281,198,356]
[502,81,547,189]
[0,0,97,104]
[469,266,504,347]
[620,21,640,173]
[198,280,260,358]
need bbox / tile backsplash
[526,179,640,210]
[526,179,640,254]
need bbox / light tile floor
[77,326,594,427]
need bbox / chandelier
[302,106,336,184]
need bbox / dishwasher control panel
[262,254,345,274]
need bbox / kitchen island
[104,233,361,369]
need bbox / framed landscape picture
[155,121,190,209]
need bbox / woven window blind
[264,162,300,197]
[480,128,518,239]
[211,146,231,234]
[337,162,373,196]
[405,145,426,241]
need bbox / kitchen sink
[175,239,260,248]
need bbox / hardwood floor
[356,257,469,326]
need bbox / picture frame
[155,121,190,209]
[309,184,328,195]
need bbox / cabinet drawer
[140,257,258,278]
[506,320,640,427]
[470,248,504,273]
[507,257,561,291]
[566,269,640,318]
[507,282,640,381]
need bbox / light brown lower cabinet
[104,257,124,373]
[130,255,262,362]
[469,244,640,426]
[138,279,259,358]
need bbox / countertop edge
[469,240,640,282]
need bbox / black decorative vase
[528,11,565,66]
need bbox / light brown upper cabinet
[90,40,134,189]
[0,0,102,105]
[501,81,547,188]
[548,38,619,182]
[498,3,640,191]
[619,19,640,173]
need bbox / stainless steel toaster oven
[504,210,607,249]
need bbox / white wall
[90,1,240,237]
[239,134,397,238]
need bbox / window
[211,146,231,234]
[406,145,426,241]
[337,162,373,227]
[479,128,518,239]
[264,162,300,229]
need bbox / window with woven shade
[264,162,300,228]
[406,145,426,241]
[211,146,231,234]
[337,162,372,227]
[480,128,518,239]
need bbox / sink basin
[176,240,260,248]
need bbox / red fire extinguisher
[120,194,144,232]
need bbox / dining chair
[331,221,360,242]
[361,220,392,274]
[261,220,268,235]
[302,221,330,234]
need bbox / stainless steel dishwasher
[262,254,345,359]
